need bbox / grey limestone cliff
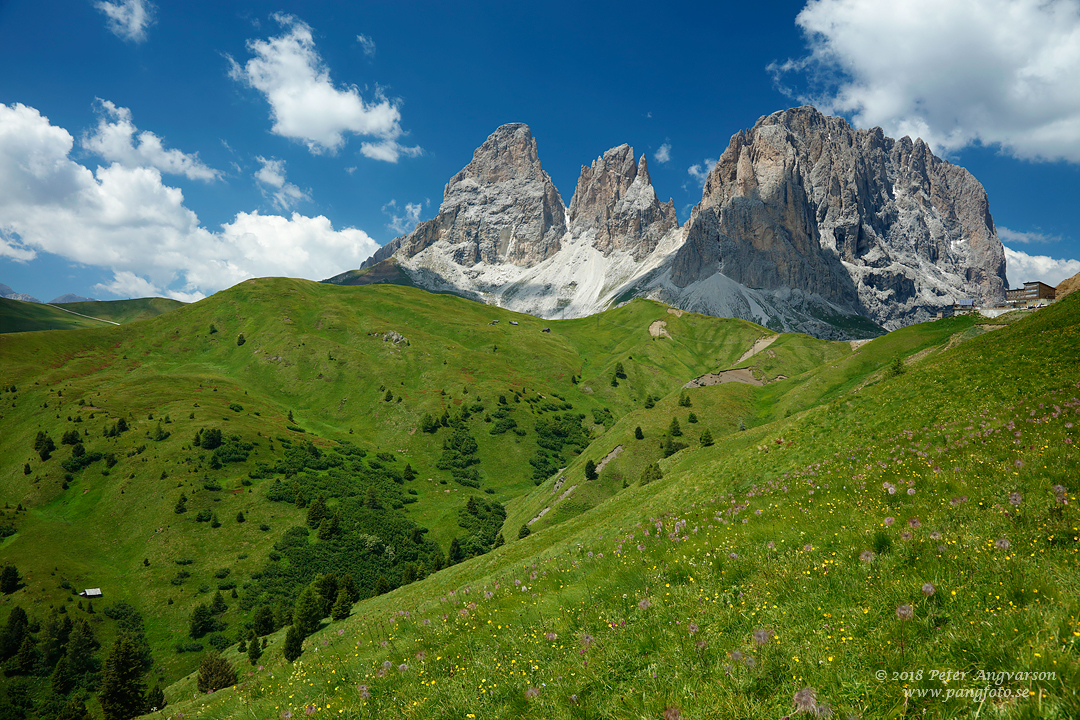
[670,106,1007,329]
[567,145,678,259]
[395,123,567,268]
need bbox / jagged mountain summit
[330,107,1007,338]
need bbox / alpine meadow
[0,277,1077,719]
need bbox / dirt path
[735,334,779,365]
[45,304,120,326]
[683,368,762,388]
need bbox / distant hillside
[0,296,185,333]
[1057,269,1080,300]
[0,282,41,304]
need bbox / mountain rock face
[667,106,1007,329]
[0,283,41,303]
[340,108,1008,337]
[373,124,682,319]
[568,145,677,260]
[396,123,567,267]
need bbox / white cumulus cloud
[772,0,1080,162]
[655,142,671,164]
[95,0,154,43]
[357,34,376,57]
[997,226,1064,245]
[686,158,717,188]
[382,199,423,234]
[228,14,421,160]
[0,102,378,300]
[1004,246,1080,287]
[254,156,310,211]
[82,100,220,181]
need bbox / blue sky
[2,0,1078,303]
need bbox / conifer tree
[56,697,92,720]
[306,495,328,528]
[195,652,235,693]
[338,575,360,606]
[634,426,644,439]
[584,459,598,482]
[1,564,21,594]
[292,586,323,638]
[700,429,714,447]
[331,592,351,621]
[252,605,275,637]
[246,630,262,665]
[518,524,531,539]
[98,635,147,720]
[283,625,303,662]
[145,684,166,712]
[50,654,74,695]
[669,417,682,436]
[375,575,390,595]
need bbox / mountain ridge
[332,106,1007,339]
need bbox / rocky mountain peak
[447,122,545,191]
[673,105,1007,329]
[568,144,677,260]
[393,123,567,268]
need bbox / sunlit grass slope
[0,296,185,334]
[158,293,1078,720]
[0,280,780,691]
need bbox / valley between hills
[0,278,1077,719]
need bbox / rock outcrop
[395,123,566,268]
[669,106,1007,329]
[567,145,677,260]
[335,107,1009,338]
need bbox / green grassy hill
[0,280,1075,719]
[0,297,185,334]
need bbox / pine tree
[145,683,166,712]
[50,654,74,695]
[338,575,360,605]
[209,591,227,615]
[644,394,655,409]
[283,625,303,662]
[195,653,236,693]
[375,575,390,595]
[331,592,351,621]
[292,586,323,638]
[640,463,662,485]
[56,697,92,720]
[237,636,246,654]
[700,429,714,447]
[236,511,245,523]
[614,362,626,379]
[15,635,36,674]
[1,565,21,593]
[518,524,531,539]
[403,463,417,481]
[173,494,187,514]
[306,495,328,528]
[65,619,97,678]
[669,417,682,436]
[688,412,698,423]
[98,635,147,720]
[23,462,30,475]
[189,604,212,638]
[447,537,463,565]
[252,605,275,637]
[584,459,598,482]
[246,630,262,665]
[493,532,505,548]
[634,426,644,440]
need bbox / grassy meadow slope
[154,292,1078,720]
[0,280,1075,719]
[0,279,779,705]
[0,297,184,334]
